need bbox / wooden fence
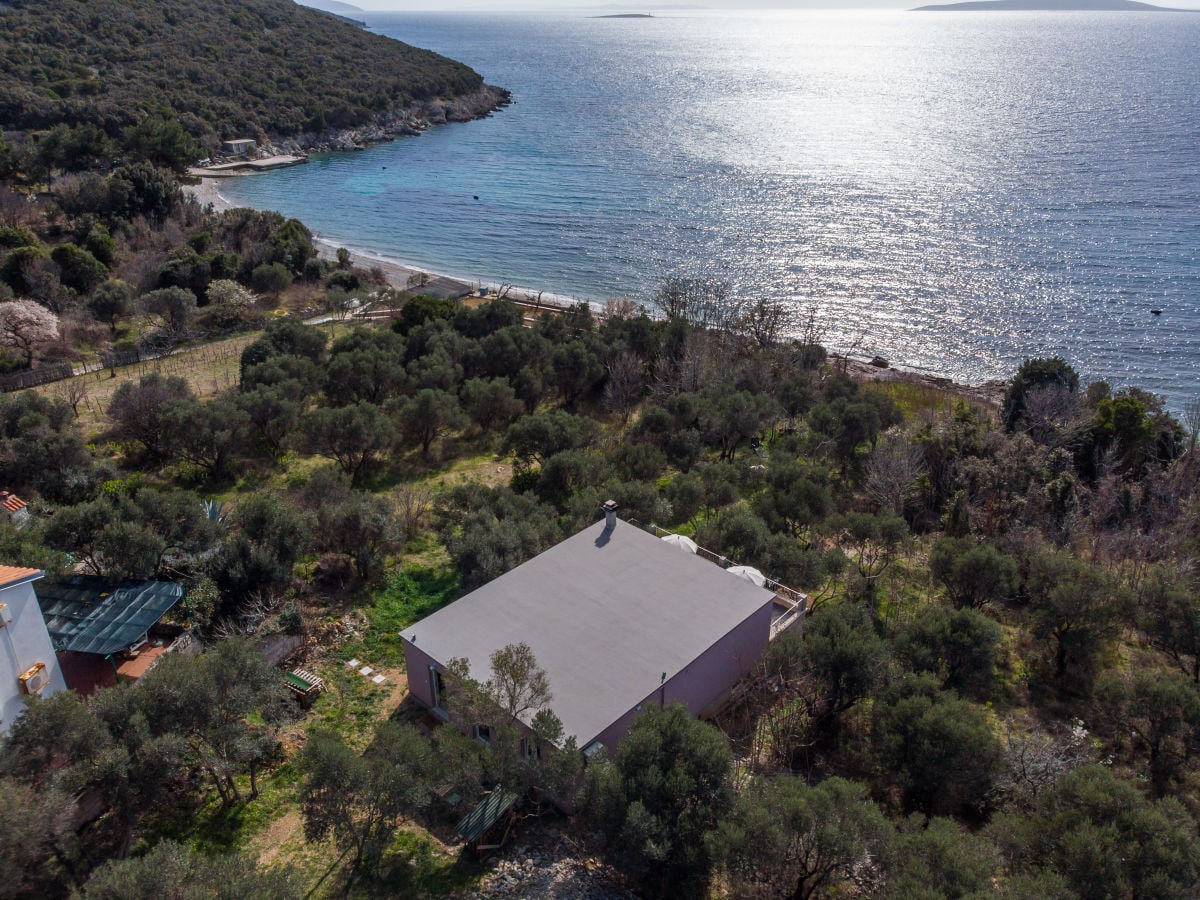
[100,347,142,369]
[0,362,74,393]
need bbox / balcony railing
[634,520,808,637]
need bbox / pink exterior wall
[589,600,772,751]
[402,638,439,710]
[403,635,532,740]
[402,601,772,756]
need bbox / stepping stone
[358,666,373,676]
[346,658,361,668]
[371,674,386,685]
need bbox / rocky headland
[263,84,512,156]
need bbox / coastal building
[0,566,67,735]
[221,138,257,157]
[401,503,782,758]
[0,490,30,529]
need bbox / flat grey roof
[404,517,774,746]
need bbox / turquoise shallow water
[219,10,1200,409]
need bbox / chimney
[602,499,618,529]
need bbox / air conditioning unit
[0,603,10,627]
[18,661,47,695]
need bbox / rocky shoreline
[261,84,512,156]
[833,355,1007,410]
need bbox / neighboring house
[0,490,30,529]
[36,577,186,694]
[0,566,67,735]
[221,138,256,156]
[402,504,780,759]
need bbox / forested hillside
[2,4,1200,892]
[2,199,1200,892]
[0,0,499,149]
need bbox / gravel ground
[460,824,633,900]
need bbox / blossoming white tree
[0,299,58,366]
[206,278,255,312]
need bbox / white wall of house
[0,572,66,735]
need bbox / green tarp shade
[283,671,323,694]
[283,672,314,691]
[36,577,184,656]
[455,790,518,844]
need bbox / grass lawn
[335,564,461,669]
[28,319,359,439]
[863,379,989,420]
[32,333,258,436]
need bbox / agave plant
[203,498,232,526]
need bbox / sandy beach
[185,178,235,213]
[184,178,582,305]
[186,178,473,296]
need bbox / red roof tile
[0,565,41,588]
[0,491,27,513]
[115,644,168,681]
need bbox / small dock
[187,155,308,177]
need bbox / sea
[218,10,1200,411]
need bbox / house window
[430,666,445,711]
[523,738,541,761]
[474,724,492,746]
[582,740,605,766]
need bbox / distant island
[593,13,656,17]
[914,0,1190,9]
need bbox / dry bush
[601,295,639,321]
[59,313,108,349]
[53,377,89,417]
[394,483,433,537]
[0,185,37,228]
[114,247,170,294]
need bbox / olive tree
[297,722,436,878]
[107,372,195,459]
[1094,669,1200,798]
[989,765,1200,898]
[582,704,733,897]
[88,279,134,334]
[395,388,467,457]
[715,776,889,899]
[295,403,396,484]
[929,537,1018,610]
[317,491,403,581]
[82,841,296,900]
[871,675,1002,816]
[895,605,1002,699]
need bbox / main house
[402,504,787,757]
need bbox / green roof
[455,790,518,844]
[283,672,313,690]
[36,577,184,655]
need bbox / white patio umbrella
[726,565,767,587]
[660,533,699,554]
